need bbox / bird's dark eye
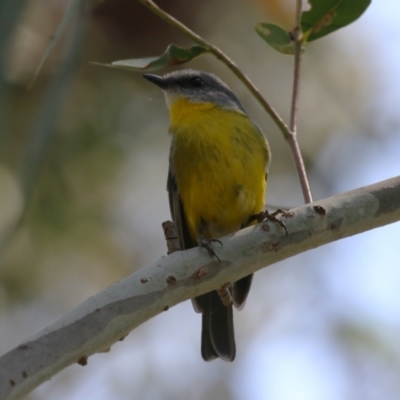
[190,77,204,88]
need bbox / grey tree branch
[1,175,400,400]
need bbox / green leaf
[301,0,371,42]
[93,44,209,72]
[255,23,296,55]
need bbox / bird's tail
[194,291,236,362]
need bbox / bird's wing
[167,158,196,251]
[167,158,206,314]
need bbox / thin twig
[140,0,290,138]
[290,0,303,134]
[288,0,313,203]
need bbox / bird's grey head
[143,69,246,113]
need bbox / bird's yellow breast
[168,97,270,241]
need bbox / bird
[143,69,271,361]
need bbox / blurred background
[0,0,399,399]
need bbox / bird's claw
[250,209,290,236]
[197,235,223,262]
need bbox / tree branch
[1,175,400,400]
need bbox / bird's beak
[143,74,168,90]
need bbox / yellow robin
[144,70,271,361]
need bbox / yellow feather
[168,98,270,241]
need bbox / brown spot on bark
[22,371,28,378]
[78,356,88,366]
[192,266,209,279]
[140,277,148,283]
[166,276,177,285]
[313,205,326,215]
[268,242,281,252]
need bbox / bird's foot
[250,209,290,236]
[217,283,233,307]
